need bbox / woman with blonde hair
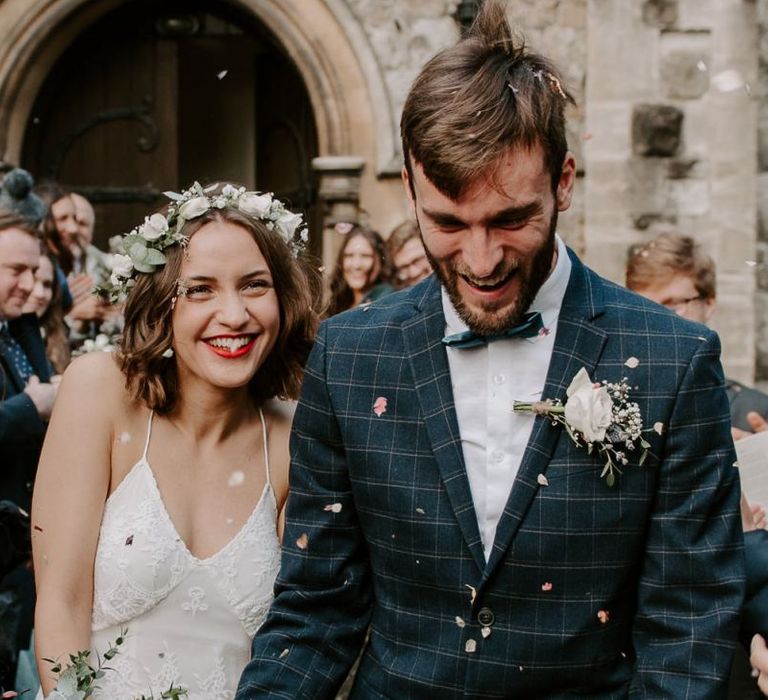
[32,182,319,699]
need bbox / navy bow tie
[442,311,544,349]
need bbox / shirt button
[491,450,504,464]
[493,374,505,385]
[477,607,495,626]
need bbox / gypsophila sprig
[513,367,651,487]
[42,629,187,700]
[95,182,309,303]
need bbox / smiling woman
[31,182,320,699]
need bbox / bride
[31,183,319,699]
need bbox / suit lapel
[402,278,486,572]
[483,252,609,577]
[10,314,51,381]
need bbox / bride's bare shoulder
[60,352,139,417]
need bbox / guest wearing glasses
[387,220,432,289]
[626,232,768,433]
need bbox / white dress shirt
[442,234,572,561]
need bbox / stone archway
[0,0,407,240]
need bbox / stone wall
[585,0,759,383]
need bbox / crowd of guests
[2,159,768,696]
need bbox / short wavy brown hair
[119,195,321,414]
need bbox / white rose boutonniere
[513,366,652,486]
[178,196,210,220]
[139,213,169,241]
[238,192,273,218]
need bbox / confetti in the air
[296,533,309,550]
[373,396,388,417]
[228,471,245,487]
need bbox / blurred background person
[21,252,70,374]
[387,219,432,289]
[626,232,768,433]
[69,192,109,283]
[327,224,393,316]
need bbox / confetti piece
[746,260,758,267]
[733,461,740,468]
[119,432,131,443]
[466,584,477,603]
[228,470,245,487]
[465,639,477,653]
[125,535,134,546]
[624,357,639,369]
[541,582,553,591]
[296,533,309,550]
[455,616,466,628]
[318,266,326,273]
[581,132,593,141]
[217,70,228,80]
[334,222,354,235]
[537,473,549,487]
[373,396,388,417]
[415,559,421,565]
[32,117,40,124]
[279,648,290,659]
[33,525,43,533]
[226,518,234,525]
[653,422,665,435]
[481,626,491,638]
[597,609,610,624]
[518,666,524,672]
[712,69,744,92]
[696,60,707,72]
[416,507,425,515]
[324,503,343,513]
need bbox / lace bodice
[86,410,280,699]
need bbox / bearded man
[238,3,743,698]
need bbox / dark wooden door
[22,1,318,250]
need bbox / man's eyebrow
[421,201,543,226]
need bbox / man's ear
[703,296,716,324]
[402,165,416,216]
[556,151,576,212]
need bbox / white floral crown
[96,182,308,303]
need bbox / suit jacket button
[477,607,495,626]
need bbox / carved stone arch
[0,0,399,177]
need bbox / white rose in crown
[139,213,168,241]
[111,254,134,279]
[563,367,613,442]
[178,196,210,220]
[275,211,303,240]
[238,192,273,218]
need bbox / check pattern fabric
[0,322,35,384]
[238,251,744,700]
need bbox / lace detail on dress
[89,409,280,699]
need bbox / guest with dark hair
[326,224,393,316]
[387,219,432,289]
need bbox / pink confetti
[538,327,551,337]
[597,609,610,624]
[373,396,388,417]
[296,533,309,550]
[541,582,553,591]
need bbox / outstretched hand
[732,411,768,441]
[752,634,768,696]
[24,375,58,420]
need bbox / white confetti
[733,461,740,468]
[225,517,234,525]
[416,507,425,515]
[696,60,707,72]
[119,432,131,443]
[624,357,639,369]
[324,503,343,513]
[712,69,744,93]
[746,260,758,267]
[537,473,549,486]
[465,639,477,653]
[465,584,477,604]
[653,422,665,435]
[481,626,492,639]
[228,470,245,487]
[455,616,466,628]
[279,648,290,659]
[217,70,228,80]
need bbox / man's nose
[461,227,503,278]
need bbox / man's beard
[423,210,558,335]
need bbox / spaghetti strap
[259,407,271,487]
[141,410,154,461]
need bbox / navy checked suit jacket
[1,313,51,511]
[238,250,744,699]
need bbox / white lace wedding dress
[85,410,280,699]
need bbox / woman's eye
[185,285,212,298]
[244,279,272,294]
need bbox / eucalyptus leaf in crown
[95,182,309,304]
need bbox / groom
[238,2,744,697]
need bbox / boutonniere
[513,367,651,486]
